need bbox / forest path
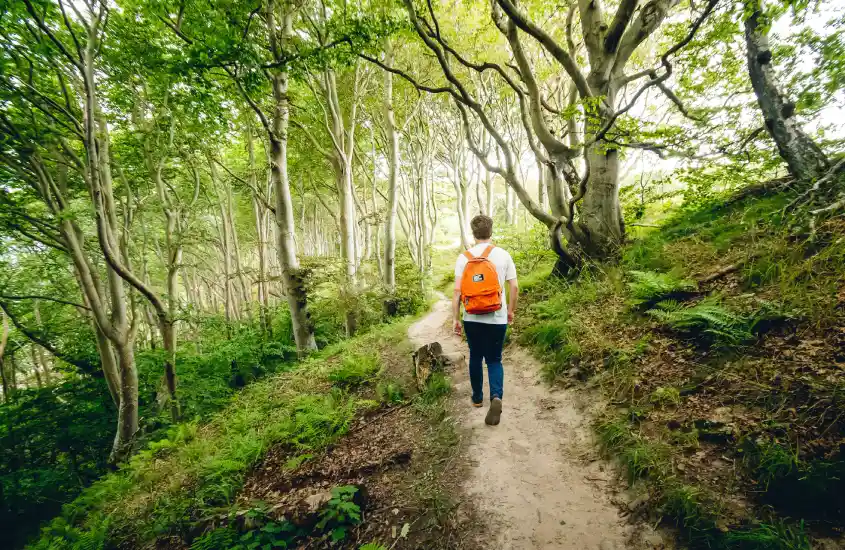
[408,297,641,550]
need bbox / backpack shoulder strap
[480,244,495,259]
[462,250,474,261]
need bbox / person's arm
[452,285,463,336]
[506,254,518,324]
[507,279,519,324]
[453,257,464,336]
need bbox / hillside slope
[513,190,845,548]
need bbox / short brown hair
[470,215,493,240]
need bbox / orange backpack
[460,245,502,315]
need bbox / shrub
[315,485,362,542]
[627,270,696,308]
[376,381,406,405]
[329,353,382,388]
[647,299,754,348]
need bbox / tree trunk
[581,141,624,251]
[111,341,138,464]
[160,318,179,421]
[475,167,487,215]
[336,160,359,336]
[270,61,317,354]
[538,162,548,212]
[322,68,361,336]
[744,3,828,182]
[0,312,9,400]
[505,185,514,224]
[0,359,8,402]
[226,179,252,316]
[30,346,43,388]
[453,178,472,249]
[485,170,494,217]
[94,321,121,405]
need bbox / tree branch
[605,0,639,55]
[496,0,593,98]
[0,301,95,370]
[0,293,89,310]
[590,0,719,146]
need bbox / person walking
[453,215,518,426]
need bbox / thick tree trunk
[744,5,828,182]
[538,163,548,212]
[581,142,624,252]
[111,341,138,464]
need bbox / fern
[627,270,696,307]
[190,527,239,550]
[647,299,753,348]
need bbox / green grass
[29,323,409,550]
[596,416,811,549]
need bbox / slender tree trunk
[0,313,8,401]
[485,170,494,217]
[383,46,400,298]
[322,68,361,336]
[33,301,52,384]
[30,346,43,388]
[264,7,317,354]
[505,185,514,223]
[336,160,359,335]
[225,180,251,316]
[453,178,472,249]
[744,3,828,182]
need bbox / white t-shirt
[454,243,517,325]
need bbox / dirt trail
[409,298,642,550]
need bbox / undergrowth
[28,321,414,550]
[514,186,845,547]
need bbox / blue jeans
[463,321,507,403]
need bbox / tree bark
[260,2,317,355]
[319,66,362,336]
[30,346,43,388]
[270,73,317,354]
[744,3,828,182]
[383,44,400,299]
[0,313,9,401]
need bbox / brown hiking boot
[485,397,502,425]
